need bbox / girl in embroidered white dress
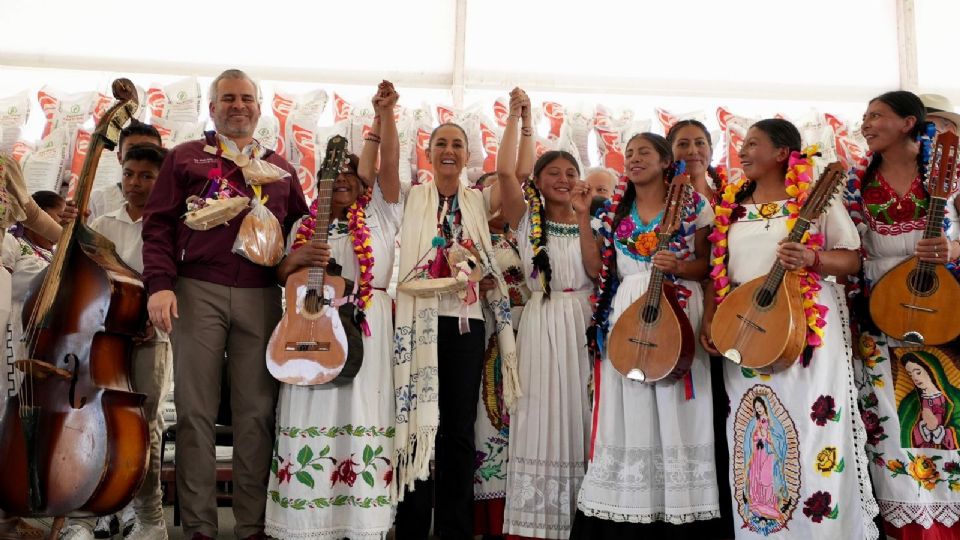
[494,88,595,540]
[265,82,402,540]
[701,118,878,539]
[844,91,960,540]
[571,133,719,539]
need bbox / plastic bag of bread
[232,197,284,266]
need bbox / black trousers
[395,317,485,540]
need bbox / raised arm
[572,182,603,278]
[516,91,535,181]
[358,83,385,189]
[373,81,401,203]
[492,87,529,230]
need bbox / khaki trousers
[171,278,281,539]
[131,339,173,527]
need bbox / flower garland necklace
[709,145,828,351]
[293,192,375,336]
[525,179,554,295]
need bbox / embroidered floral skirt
[855,328,960,530]
[722,282,878,539]
[473,299,521,534]
[266,292,395,539]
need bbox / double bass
[0,79,149,521]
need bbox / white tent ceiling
[0,0,954,142]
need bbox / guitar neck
[645,233,673,310]
[918,196,947,273]
[762,218,811,291]
[308,179,335,288]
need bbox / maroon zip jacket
[142,132,309,295]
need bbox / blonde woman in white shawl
[393,117,525,538]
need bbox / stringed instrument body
[608,170,695,383]
[267,136,359,385]
[712,161,847,372]
[869,131,960,345]
[0,79,149,517]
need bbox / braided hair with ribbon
[526,150,580,297]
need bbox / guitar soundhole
[641,305,660,324]
[907,269,938,297]
[304,290,320,313]
[754,287,776,309]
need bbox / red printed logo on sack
[147,87,167,120]
[91,93,114,125]
[11,142,31,164]
[825,113,865,169]
[67,130,91,199]
[292,124,318,201]
[493,98,509,128]
[656,108,679,134]
[535,139,549,159]
[333,94,352,123]
[415,128,434,185]
[437,106,455,125]
[272,94,294,157]
[594,105,613,129]
[717,107,745,182]
[543,102,565,141]
[481,122,499,173]
[596,127,624,173]
[38,90,59,139]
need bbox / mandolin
[712,161,846,372]
[608,172,695,383]
[266,136,360,385]
[869,131,960,345]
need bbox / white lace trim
[833,284,880,540]
[265,522,389,539]
[878,499,960,528]
[578,506,721,525]
[475,491,505,501]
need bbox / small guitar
[267,136,359,385]
[712,161,846,372]
[608,172,695,383]
[869,131,960,345]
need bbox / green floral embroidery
[279,425,396,439]
[269,491,391,510]
[475,438,506,482]
[272,442,393,491]
[545,220,579,237]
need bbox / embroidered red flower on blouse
[810,395,837,426]
[802,491,835,523]
[887,197,917,222]
[860,409,885,446]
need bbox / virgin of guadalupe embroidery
[893,347,960,450]
[733,385,802,536]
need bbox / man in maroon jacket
[142,69,309,540]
